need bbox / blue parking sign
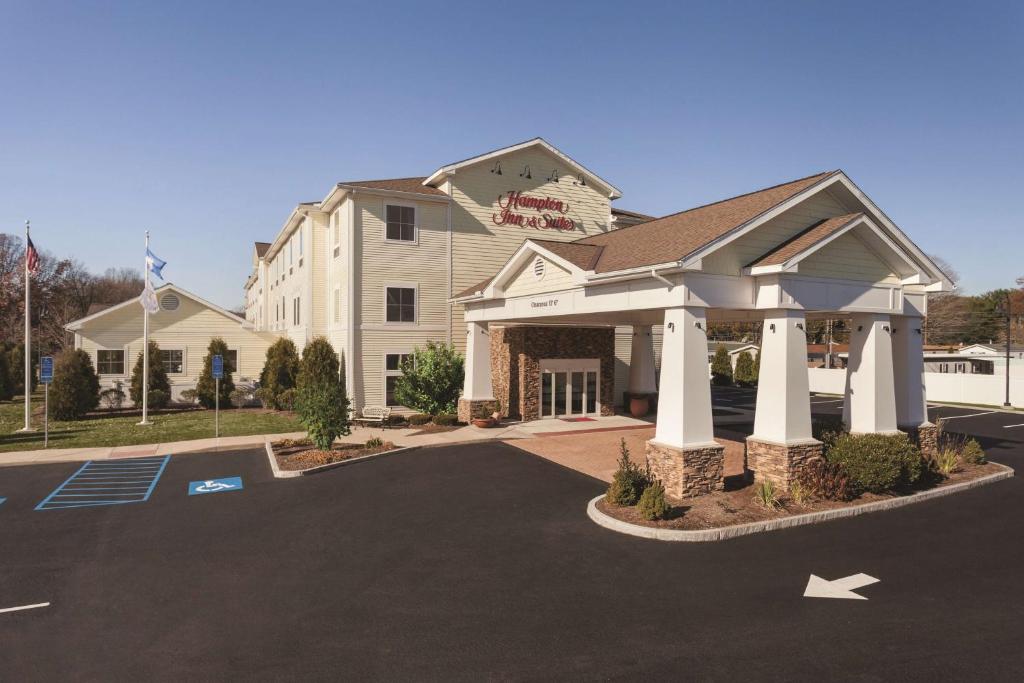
[212,354,223,379]
[40,356,53,384]
[188,477,243,496]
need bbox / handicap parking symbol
[188,477,243,496]
[0,497,5,507]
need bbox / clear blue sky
[2,0,1021,308]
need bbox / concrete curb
[587,463,1015,542]
[264,440,419,478]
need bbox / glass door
[539,363,600,418]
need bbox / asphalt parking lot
[2,402,1024,680]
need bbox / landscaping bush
[812,413,846,450]
[959,438,986,465]
[259,338,300,410]
[230,387,250,408]
[934,448,960,476]
[5,342,38,396]
[384,414,407,427]
[254,387,273,408]
[408,413,432,425]
[196,338,234,409]
[0,349,12,401]
[734,350,757,387]
[637,479,669,520]
[294,337,351,450]
[129,341,171,409]
[710,344,732,386]
[147,389,168,409]
[179,388,199,406]
[99,382,126,410]
[789,480,811,506]
[605,439,651,506]
[366,437,384,449]
[825,432,923,494]
[277,388,297,411]
[393,341,464,415]
[432,413,458,426]
[797,459,851,501]
[50,349,100,420]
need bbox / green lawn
[0,394,304,453]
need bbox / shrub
[812,414,846,450]
[196,338,234,409]
[789,480,811,506]
[432,413,458,426]
[637,480,669,520]
[384,414,407,427]
[825,432,923,495]
[99,383,126,410]
[230,387,250,408]
[366,437,384,449]
[179,388,199,406]
[5,343,38,396]
[393,341,464,415]
[734,350,757,387]
[0,349,12,401]
[50,349,100,420]
[295,337,351,451]
[259,338,300,410]
[605,439,651,506]
[959,438,986,465]
[129,341,171,409]
[147,389,168,409]
[753,479,780,509]
[278,388,297,411]
[710,345,732,386]
[935,448,960,476]
[797,459,851,501]
[408,413,433,425]
[254,387,273,408]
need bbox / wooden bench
[353,405,391,428]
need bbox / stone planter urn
[472,417,496,428]
[629,395,650,418]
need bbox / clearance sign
[491,191,576,232]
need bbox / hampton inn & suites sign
[491,191,576,232]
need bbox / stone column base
[746,438,824,492]
[645,440,725,499]
[457,398,497,424]
[901,422,938,460]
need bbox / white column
[627,325,658,394]
[653,307,716,449]
[752,310,814,444]
[844,313,898,434]
[892,315,928,427]
[462,321,494,400]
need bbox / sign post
[40,356,53,448]
[212,354,223,438]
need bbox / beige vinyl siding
[76,293,278,402]
[701,190,851,276]
[310,212,329,337]
[502,256,574,298]
[449,147,613,351]
[357,329,445,411]
[327,202,350,362]
[797,231,899,283]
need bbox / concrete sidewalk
[0,414,656,467]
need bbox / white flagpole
[17,220,34,433]
[138,230,151,426]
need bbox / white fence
[807,368,1024,409]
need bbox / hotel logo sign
[492,191,576,232]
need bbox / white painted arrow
[803,573,879,600]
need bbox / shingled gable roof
[746,212,864,268]
[452,239,604,299]
[335,176,448,197]
[574,170,840,273]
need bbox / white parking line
[0,602,50,614]
[1002,423,1024,429]
[932,411,997,421]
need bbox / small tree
[129,341,171,409]
[50,349,100,420]
[393,341,464,415]
[0,349,12,401]
[710,344,733,386]
[259,338,300,410]
[197,337,234,409]
[752,352,760,384]
[295,337,351,450]
[734,350,756,387]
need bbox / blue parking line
[35,455,172,511]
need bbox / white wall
[808,368,1024,409]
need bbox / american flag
[25,236,40,275]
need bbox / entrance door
[539,360,600,418]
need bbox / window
[161,349,184,374]
[385,204,415,242]
[333,287,341,323]
[293,297,301,325]
[96,349,124,375]
[224,349,238,373]
[384,353,413,406]
[385,287,415,323]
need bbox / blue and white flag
[146,248,166,280]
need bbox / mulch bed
[272,439,396,471]
[597,462,1002,531]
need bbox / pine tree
[710,344,733,386]
[196,337,235,409]
[295,337,350,449]
[50,349,100,420]
[734,350,756,387]
[129,341,171,409]
[259,337,300,409]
